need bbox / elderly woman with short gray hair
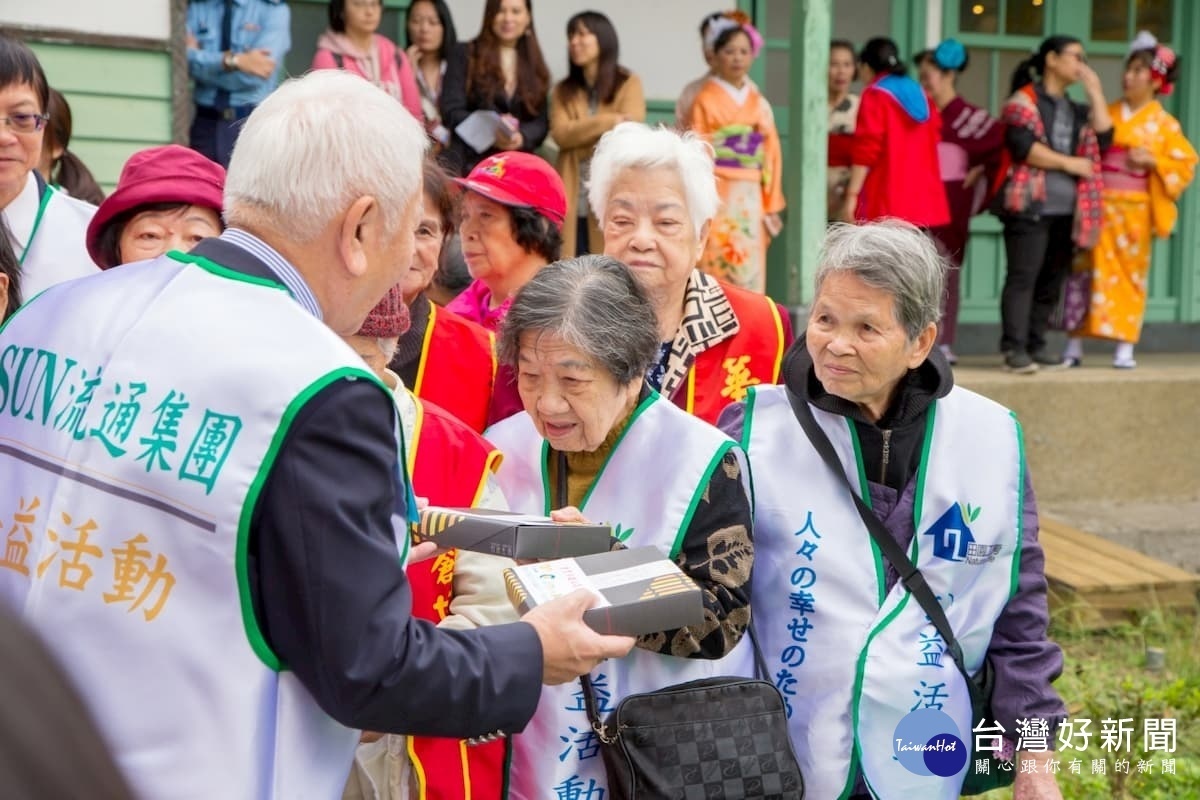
[720,220,1067,800]
[484,254,755,798]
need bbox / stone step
[952,353,1199,505]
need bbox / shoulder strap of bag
[332,52,343,70]
[783,387,976,689]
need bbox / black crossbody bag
[784,388,1013,795]
[556,450,804,799]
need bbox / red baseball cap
[87,144,226,269]
[453,152,567,229]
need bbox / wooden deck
[1040,517,1200,630]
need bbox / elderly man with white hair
[589,121,792,426]
[0,70,633,800]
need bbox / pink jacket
[312,32,424,124]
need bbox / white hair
[224,70,429,243]
[587,122,719,242]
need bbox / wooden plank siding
[29,42,174,193]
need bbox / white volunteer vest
[5,171,98,297]
[487,393,756,799]
[743,385,1023,800]
[0,251,396,800]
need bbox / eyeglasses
[0,113,49,134]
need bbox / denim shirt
[186,0,291,108]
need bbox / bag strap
[569,442,776,739]
[783,387,976,691]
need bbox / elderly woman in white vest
[485,254,755,798]
[719,221,1067,800]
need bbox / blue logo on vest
[924,504,1000,565]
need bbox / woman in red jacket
[841,37,949,229]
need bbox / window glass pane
[764,50,790,109]
[1091,0,1130,41]
[832,0,891,92]
[955,46,996,113]
[959,0,999,34]
[1136,0,1174,43]
[766,0,791,39]
[996,49,1034,105]
[1006,0,1044,36]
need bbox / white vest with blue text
[742,384,1023,800]
[0,252,398,800]
[487,393,756,799]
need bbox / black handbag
[578,627,804,800]
[555,449,802,799]
[785,388,1014,796]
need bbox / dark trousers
[575,216,590,257]
[999,214,1074,355]
[189,112,245,169]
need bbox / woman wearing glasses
[991,35,1111,373]
[0,35,98,300]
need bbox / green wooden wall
[30,42,174,194]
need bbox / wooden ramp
[1040,517,1200,630]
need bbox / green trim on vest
[540,391,662,514]
[578,391,660,510]
[168,250,291,293]
[847,420,887,608]
[0,287,51,335]
[845,404,937,800]
[739,388,758,512]
[236,366,390,671]
[912,402,938,535]
[1009,411,1026,598]
[539,438,552,515]
[671,440,738,560]
[848,585,916,800]
[847,420,871,505]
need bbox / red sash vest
[413,304,497,434]
[405,395,505,800]
[671,282,787,425]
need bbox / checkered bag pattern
[598,677,804,799]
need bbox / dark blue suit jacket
[191,237,543,736]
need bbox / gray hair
[814,220,946,340]
[498,255,660,385]
[587,122,718,242]
[224,70,428,243]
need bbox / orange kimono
[1074,100,1197,343]
[689,77,785,294]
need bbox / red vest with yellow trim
[413,304,496,434]
[671,281,788,425]
[405,395,506,800]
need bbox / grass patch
[974,602,1200,799]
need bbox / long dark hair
[860,37,906,77]
[0,34,49,111]
[556,11,628,107]
[43,89,104,205]
[1010,35,1081,94]
[467,0,550,116]
[403,0,458,62]
[422,158,457,243]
